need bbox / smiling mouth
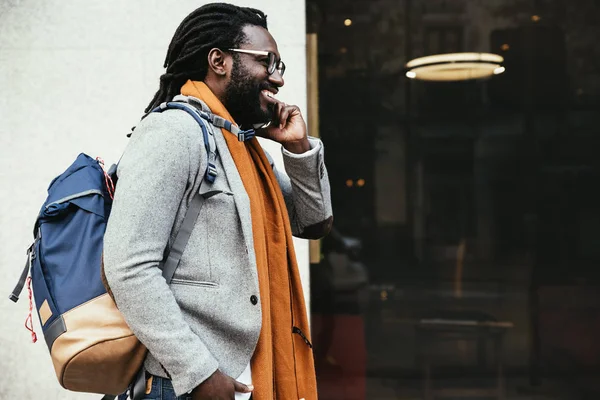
[261,89,278,104]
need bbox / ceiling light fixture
[405,52,505,82]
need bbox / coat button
[250,295,258,305]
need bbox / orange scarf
[181,80,317,400]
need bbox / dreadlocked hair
[145,3,268,113]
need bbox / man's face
[223,25,284,127]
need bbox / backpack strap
[152,102,218,184]
[8,242,35,302]
[168,95,257,142]
[208,114,257,142]
[159,184,223,284]
[150,102,218,284]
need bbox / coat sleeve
[269,136,333,239]
[102,111,219,396]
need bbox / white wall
[0,1,307,398]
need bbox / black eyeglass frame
[227,48,286,77]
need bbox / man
[103,3,332,400]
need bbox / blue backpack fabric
[31,152,112,331]
[8,100,254,400]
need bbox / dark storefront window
[307,0,600,399]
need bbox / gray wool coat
[102,96,333,396]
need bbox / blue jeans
[118,374,253,400]
[140,375,192,400]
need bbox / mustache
[258,82,278,93]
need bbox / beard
[223,57,274,127]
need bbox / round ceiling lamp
[405,52,505,82]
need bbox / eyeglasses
[228,48,286,77]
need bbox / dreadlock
[145,3,268,113]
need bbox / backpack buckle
[205,163,217,183]
[238,129,256,142]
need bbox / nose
[269,70,284,88]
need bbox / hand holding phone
[256,99,310,154]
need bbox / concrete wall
[0,1,307,398]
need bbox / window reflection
[308,0,600,398]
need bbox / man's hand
[191,370,253,400]
[256,100,310,154]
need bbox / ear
[207,48,230,77]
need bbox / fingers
[278,106,291,130]
[272,100,285,127]
[232,379,254,393]
[276,103,299,130]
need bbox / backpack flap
[45,153,108,200]
[35,186,110,324]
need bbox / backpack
[8,99,254,399]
